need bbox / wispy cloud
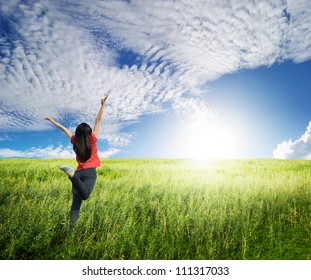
[1,0,311,157]
[172,97,217,129]
[273,122,311,159]
[0,145,74,158]
[0,145,119,158]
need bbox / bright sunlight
[183,120,244,159]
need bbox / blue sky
[1,0,311,159]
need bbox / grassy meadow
[0,158,310,260]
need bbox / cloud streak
[0,145,119,159]
[1,0,311,157]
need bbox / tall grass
[0,158,310,259]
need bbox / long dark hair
[73,123,92,162]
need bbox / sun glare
[183,120,242,160]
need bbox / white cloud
[1,0,311,157]
[98,148,120,158]
[0,145,74,158]
[285,0,311,62]
[273,121,311,159]
[0,0,181,139]
[172,97,218,129]
[79,0,311,78]
[0,145,119,158]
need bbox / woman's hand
[101,95,108,106]
[43,117,53,122]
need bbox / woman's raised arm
[43,117,73,139]
[93,95,108,138]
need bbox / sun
[183,120,242,159]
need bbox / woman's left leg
[69,168,97,200]
[69,168,97,228]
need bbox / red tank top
[70,133,101,170]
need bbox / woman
[44,96,108,229]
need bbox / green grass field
[0,158,310,260]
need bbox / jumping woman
[44,96,108,229]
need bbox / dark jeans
[69,168,97,227]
